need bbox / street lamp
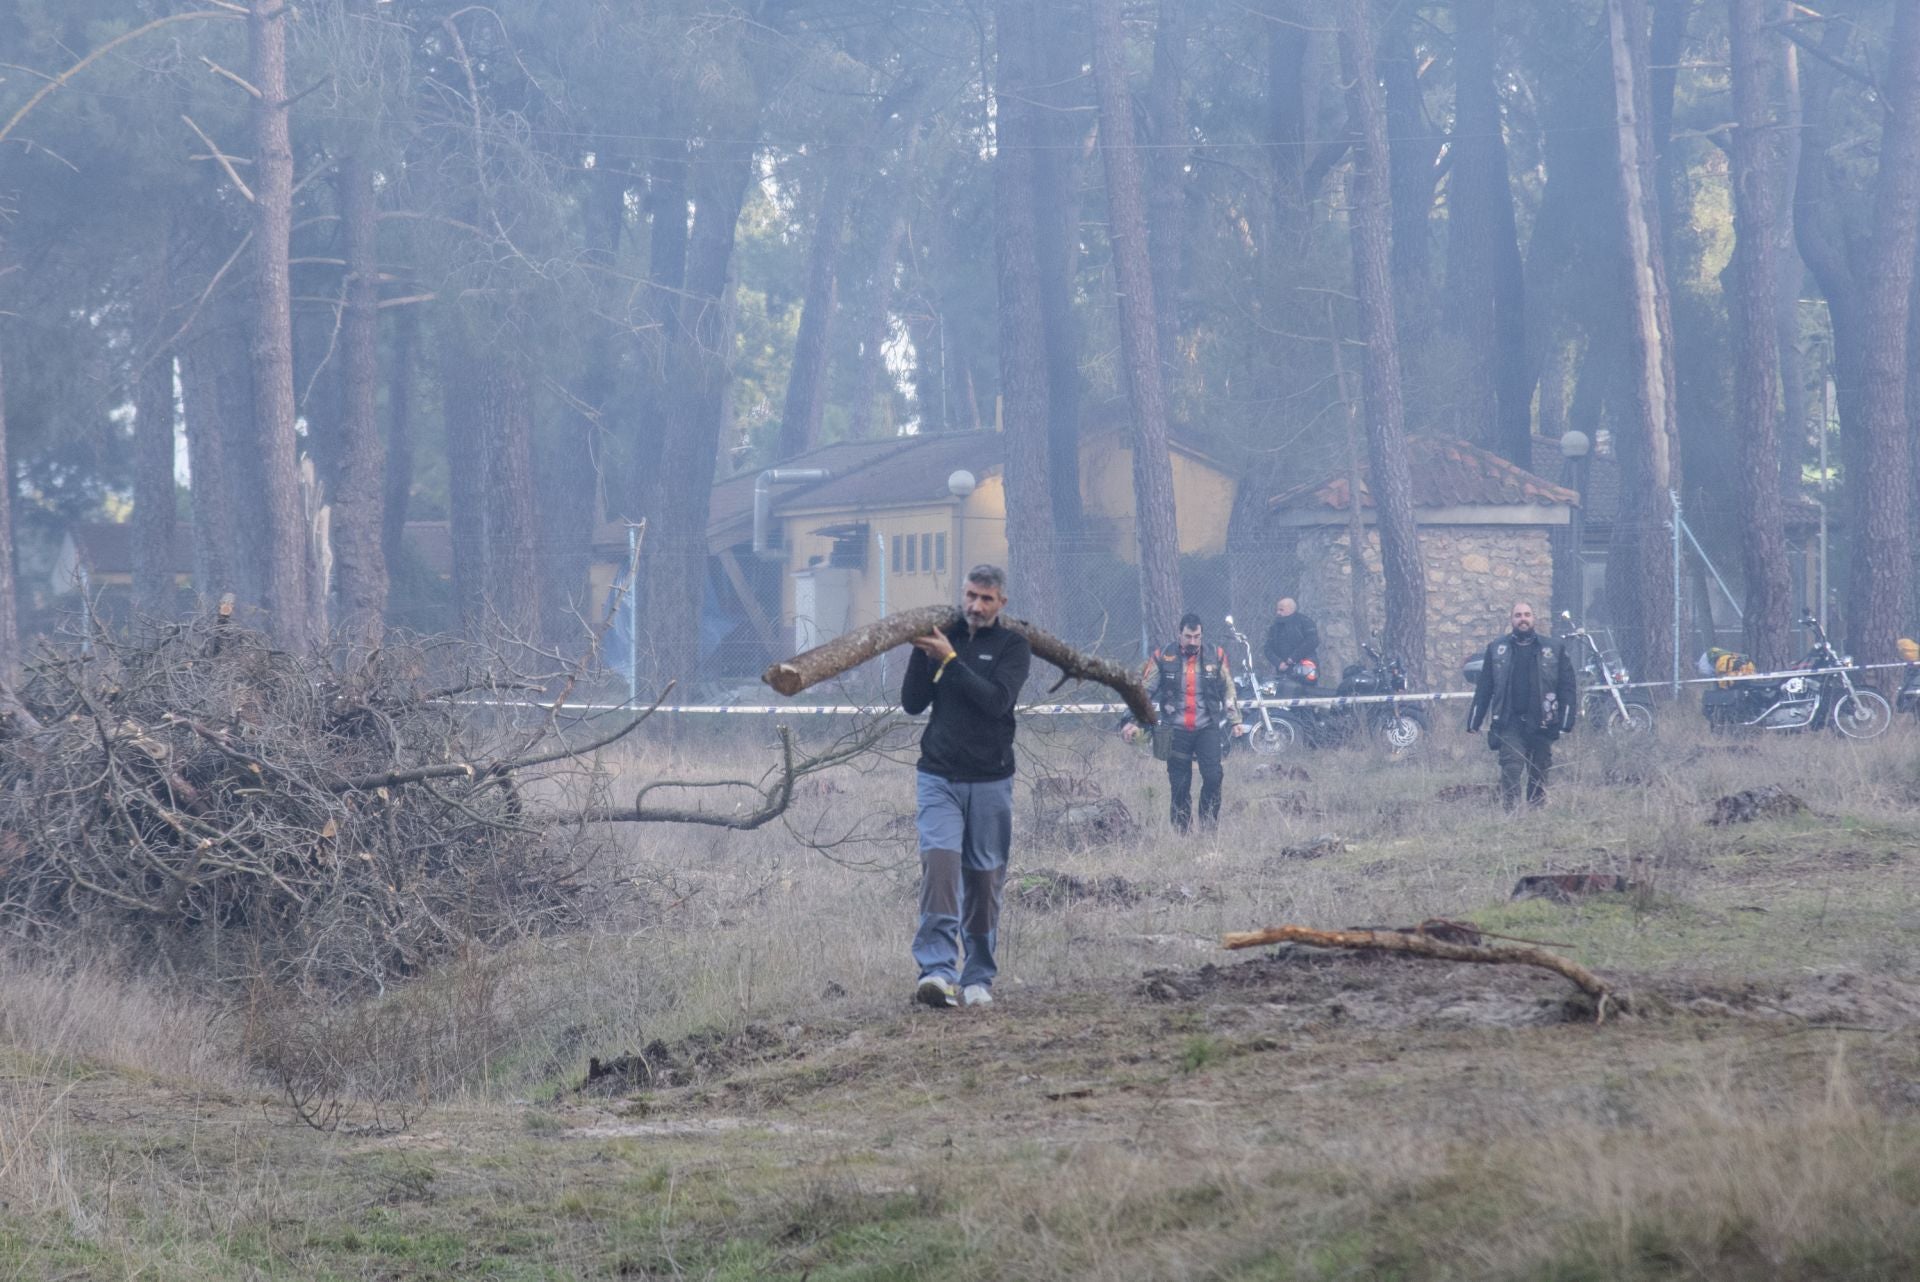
[1560,430,1592,626]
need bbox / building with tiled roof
[1265,437,1577,679]
[698,428,1237,670]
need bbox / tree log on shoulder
[762,604,1156,724]
[1221,922,1620,1021]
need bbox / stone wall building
[1266,438,1576,688]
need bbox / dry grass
[1,712,1917,1277]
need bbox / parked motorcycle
[1223,615,1296,754]
[1563,615,1655,735]
[1898,663,1920,718]
[1459,622,1653,736]
[1249,636,1425,753]
[1701,611,1892,738]
[1338,642,1428,751]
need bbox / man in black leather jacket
[1466,602,1577,809]
[1262,598,1320,689]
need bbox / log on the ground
[1220,923,1621,1020]
[761,604,1155,724]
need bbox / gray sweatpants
[911,771,1013,988]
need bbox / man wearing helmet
[1263,597,1320,697]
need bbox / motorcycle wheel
[1831,690,1893,740]
[1605,702,1655,736]
[1245,717,1297,755]
[1373,709,1426,753]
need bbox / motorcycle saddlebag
[1701,686,1742,724]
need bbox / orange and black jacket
[1142,644,1239,732]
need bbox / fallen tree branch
[761,605,1155,724]
[1220,923,1621,1021]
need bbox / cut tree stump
[1220,923,1621,1021]
[761,604,1155,724]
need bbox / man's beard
[964,608,990,634]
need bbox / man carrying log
[900,565,1032,1009]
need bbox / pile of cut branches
[0,612,877,990]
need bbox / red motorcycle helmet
[1296,658,1318,684]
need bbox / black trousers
[1493,727,1553,809]
[1167,725,1224,832]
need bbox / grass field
[3,710,1919,1280]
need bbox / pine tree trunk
[1339,0,1428,685]
[438,323,488,637]
[1848,0,1920,665]
[482,356,541,645]
[1093,0,1183,648]
[1446,0,1529,463]
[0,330,19,679]
[640,141,755,686]
[1381,8,1439,338]
[846,130,918,440]
[1726,0,1795,670]
[334,152,387,650]
[179,318,242,608]
[133,227,179,621]
[248,0,308,650]
[1033,10,1086,536]
[549,162,625,643]
[1773,25,1808,499]
[992,0,1063,627]
[1605,0,1680,687]
[382,303,416,590]
[777,158,855,459]
[1148,0,1188,385]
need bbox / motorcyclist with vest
[1466,601,1577,809]
[1263,597,1321,698]
[1123,612,1244,832]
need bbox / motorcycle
[1701,611,1892,738]
[1337,642,1428,752]
[1247,633,1426,753]
[1459,621,1653,737]
[1898,663,1920,718]
[1223,615,1296,754]
[1563,615,1655,735]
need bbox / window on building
[935,532,947,572]
[920,533,933,573]
[905,534,917,573]
[891,535,902,574]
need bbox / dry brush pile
[0,615,622,988]
[0,612,872,993]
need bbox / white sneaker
[915,976,958,1008]
[962,984,994,1008]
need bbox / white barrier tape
[449,660,1917,719]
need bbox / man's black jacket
[901,619,1032,782]
[1263,613,1320,670]
[1467,632,1577,737]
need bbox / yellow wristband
[933,653,954,682]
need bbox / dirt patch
[1708,785,1807,826]
[1664,971,1920,1029]
[1135,951,1594,1029]
[1010,868,1144,908]
[580,1022,800,1094]
[1031,796,1139,847]
[1511,872,1642,903]
[1262,834,1346,867]
[1436,783,1498,802]
[1250,762,1312,782]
